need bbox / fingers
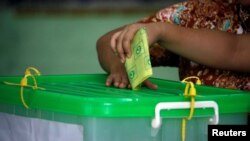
[122,27,136,59]
[110,31,122,56]
[110,24,144,63]
[117,29,128,63]
[106,74,158,90]
[106,73,130,89]
[143,80,158,90]
[111,28,131,63]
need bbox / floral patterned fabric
[137,0,250,91]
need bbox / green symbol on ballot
[147,58,151,65]
[129,70,135,79]
[144,56,151,70]
[133,41,144,59]
[136,45,142,55]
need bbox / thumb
[143,80,158,90]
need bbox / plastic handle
[151,101,219,129]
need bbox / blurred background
[0,0,183,81]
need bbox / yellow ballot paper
[125,28,153,90]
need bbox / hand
[105,64,130,89]
[107,23,160,90]
[110,23,162,63]
[105,64,158,90]
[106,73,158,90]
[106,74,158,90]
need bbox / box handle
[151,101,219,129]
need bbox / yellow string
[182,118,186,141]
[181,76,201,141]
[182,76,201,85]
[3,67,45,109]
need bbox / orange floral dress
[138,0,250,91]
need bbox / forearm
[96,27,125,73]
[158,23,250,72]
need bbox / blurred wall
[0,0,181,81]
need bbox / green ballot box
[0,73,249,141]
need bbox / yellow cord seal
[3,67,45,109]
[181,76,201,141]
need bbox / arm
[96,26,157,89]
[158,23,250,72]
[111,22,250,72]
[96,26,129,88]
[97,27,124,73]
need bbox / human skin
[96,25,158,89]
[110,22,250,72]
[96,1,250,89]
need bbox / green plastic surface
[0,74,249,117]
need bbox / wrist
[110,61,126,74]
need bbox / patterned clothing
[138,0,250,91]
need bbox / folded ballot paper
[125,28,153,90]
